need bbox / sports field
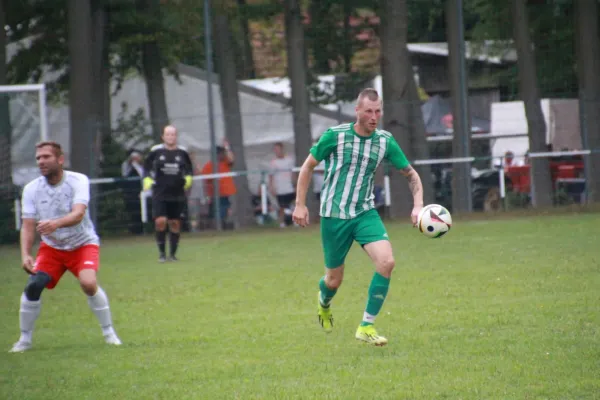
[1,212,599,399]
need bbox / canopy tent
[421,95,490,135]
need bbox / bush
[94,104,152,237]
[0,196,18,245]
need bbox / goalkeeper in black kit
[143,125,193,262]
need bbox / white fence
[12,150,592,231]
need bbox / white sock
[87,287,115,336]
[19,292,41,343]
[362,311,376,325]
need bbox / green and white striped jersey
[310,122,410,219]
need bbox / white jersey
[21,171,99,250]
[270,156,295,195]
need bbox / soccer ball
[417,204,452,238]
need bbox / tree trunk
[308,0,332,74]
[511,0,553,208]
[379,0,413,219]
[140,0,170,142]
[0,0,17,244]
[0,0,13,201]
[92,1,111,145]
[91,0,109,175]
[284,0,316,211]
[68,0,96,177]
[575,0,600,203]
[214,12,255,228]
[236,0,256,79]
[446,0,472,212]
[342,2,353,75]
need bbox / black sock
[156,230,166,255]
[169,232,180,256]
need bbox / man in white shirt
[9,141,122,353]
[269,142,296,228]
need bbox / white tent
[10,63,354,190]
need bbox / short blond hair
[357,88,380,105]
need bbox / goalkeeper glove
[184,175,193,191]
[143,177,154,191]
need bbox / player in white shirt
[269,142,296,228]
[9,141,122,353]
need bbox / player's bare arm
[400,165,424,226]
[223,140,235,164]
[293,154,319,227]
[20,218,36,274]
[37,203,87,235]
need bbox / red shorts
[33,243,100,289]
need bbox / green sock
[319,276,337,308]
[360,272,390,326]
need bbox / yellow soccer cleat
[317,292,334,333]
[355,324,388,346]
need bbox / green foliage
[305,1,379,75]
[553,187,574,207]
[505,190,531,209]
[465,0,577,99]
[0,195,19,245]
[237,0,282,21]
[528,0,577,98]
[6,1,69,102]
[6,0,206,99]
[95,102,152,235]
[110,102,154,156]
[109,0,205,91]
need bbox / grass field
[1,212,599,399]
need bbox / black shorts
[152,197,186,220]
[277,193,296,209]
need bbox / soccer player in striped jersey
[292,88,424,346]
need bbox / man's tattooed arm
[400,166,424,206]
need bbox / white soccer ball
[417,204,452,238]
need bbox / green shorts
[320,209,389,268]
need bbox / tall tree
[379,0,433,218]
[0,0,13,201]
[511,0,553,207]
[575,0,600,203]
[68,0,96,177]
[91,0,111,145]
[214,10,255,227]
[235,0,256,79]
[446,0,472,212]
[138,0,170,141]
[307,0,336,74]
[284,0,316,209]
[0,0,16,244]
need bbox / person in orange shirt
[200,141,236,228]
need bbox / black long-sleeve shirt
[143,144,193,201]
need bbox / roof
[407,41,517,65]
[177,64,354,122]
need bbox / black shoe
[158,254,167,263]
[168,255,178,262]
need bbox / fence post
[260,171,268,216]
[498,158,507,210]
